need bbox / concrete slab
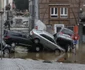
[0,58,85,70]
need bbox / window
[60,7,68,18]
[83,26,85,35]
[41,34,55,43]
[22,34,27,38]
[50,7,58,17]
[61,29,74,36]
[12,33,22,37]
[15,19,22,24]
[10,32,22,37]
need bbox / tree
[14,0,29,10]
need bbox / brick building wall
[0,0,4,10]
[39,0,85,27]
[39,0,49,24]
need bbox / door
[40,34,56,50]
[54,24,64,33]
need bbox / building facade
[38,0,85,29]
[38,0,85,42]
[0,0,13,10]
[0,0,4,10]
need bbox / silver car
[30,29,65,52]
[55,28,74,52]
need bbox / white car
[30,29,65,52]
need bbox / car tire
[54,48,61,53]
[35,44,43,52]
[36,46,40,52]
[29,44,43,52]
[11,43,16,47]
[68,45,72,52]
[65,44,71,52]
[3,48,10,57]
[11,43,16,52]
[34,38,40,44]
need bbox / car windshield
[61,28,73,36]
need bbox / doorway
[54,24,64,33]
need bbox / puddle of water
[9,52,61,60]
[1,45,85,64]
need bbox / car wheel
[34,38,40,44]
[3,48,10,57]
[11,43,16,47]
[35,44,43,52]
[55,49,61,53]
[29,44,43,52]
[65,44,71,52]
[11,43,16,52]
[36,46,40,52]
[68,45,71,52]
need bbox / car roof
[60,28,73,32]
[5,30,27,35]
[33,29,54,39]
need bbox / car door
[11,32,23,43]
[20,34,28,46]
[19,34,32,46]
[40,34,57,50]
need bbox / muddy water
[2,45,85,64]
[9,52,84,64]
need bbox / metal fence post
[0,11,4,60]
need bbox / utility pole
[6,0,10,30]
[0,10,4,59]
[31,0,35,29]
[78,0,83,45]
[6,0,9,20]
[29,0,35,30]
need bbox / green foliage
[14,0,29,10]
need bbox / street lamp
[0,10,4,59]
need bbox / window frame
[60,7,68,18]
[50,7,58,17]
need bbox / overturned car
[54,28,74,52]
[30,29,65,52]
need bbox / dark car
[54,28,74,52]
[4,30,33,48]
[0,38,11,55]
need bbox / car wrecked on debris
[30,29,65,52]
[54,28,74,52]
[4,30,33,48]
[0,38,11,54]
